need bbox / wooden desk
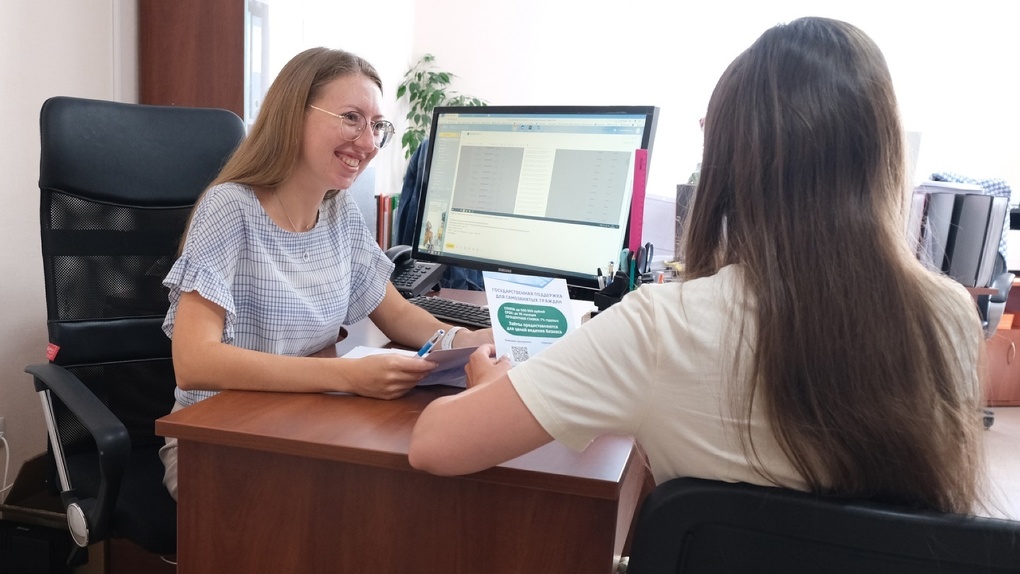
[157,381,647,573]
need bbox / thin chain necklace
[275,192,315,232]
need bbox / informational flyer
[482,271,576,364]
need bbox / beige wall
[0,0,136,494]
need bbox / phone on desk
[385,244,446,298]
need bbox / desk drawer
[986,325,1020,406]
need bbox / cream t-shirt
[509,263,979,490]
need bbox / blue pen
[417,329,445,357]
[629,256,636,291]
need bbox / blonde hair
[684,17,985,513]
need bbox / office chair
[624,477,1020,574]
[25,96,245,563]
[977,253,1015,339]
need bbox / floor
[985,406,1020,520]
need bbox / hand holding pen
[417,329,445,357]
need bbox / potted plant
[395,53,486,159]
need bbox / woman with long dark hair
[410,17,986,514]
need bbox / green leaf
[395,53,486,158]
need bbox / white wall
[0,0,137,497]
[411,0,1020,200]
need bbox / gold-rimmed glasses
[308,105,396,149]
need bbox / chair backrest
[977,253,1015,338]
[626,477,1020,574]
[38,96,245,455]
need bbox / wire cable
[0,436,11,499]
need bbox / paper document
[482,271,576,365]
[340,345,477,388]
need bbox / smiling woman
[156,47,494,502]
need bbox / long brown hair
[683,17,985,513]
[179,48,382,252]
[214,46,381,192]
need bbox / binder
[976,196,1008,287]
[946,193,992,287]
[923,192,957,271]
[906,191,927,258]
[916,187,1005,288]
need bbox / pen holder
[594,271,632,312]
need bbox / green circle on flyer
[497,303,569,337]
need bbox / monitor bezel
[409,104,659,297]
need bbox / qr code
[510,345,530,363]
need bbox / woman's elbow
[408,437,456,475]
[172,367,202,391]
[170,350,208,391]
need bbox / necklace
[274,192,315,262]
[275,192,315,232]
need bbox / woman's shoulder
[321,190,366,226]
[324,189,358,213]
[202,182,256,207]
[671,264,747,300]
[625,264,750,321]
[194,182,261,223]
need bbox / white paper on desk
[339,345,477,388]
[482,271,576,365]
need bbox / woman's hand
[453,327,495,349]
[464,344,511,389]
[342,353,436,400]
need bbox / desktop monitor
[410,105,659,298]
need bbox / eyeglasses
[308,105,396,149]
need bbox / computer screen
[411,105,659,297]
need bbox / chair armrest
[25,362,130,544]
[990,272,1015,304]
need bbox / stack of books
[374,193,400,250]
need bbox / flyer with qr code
[482,271,577,365]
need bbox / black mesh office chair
[25,96,245,563]
[624,477,1020,573]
